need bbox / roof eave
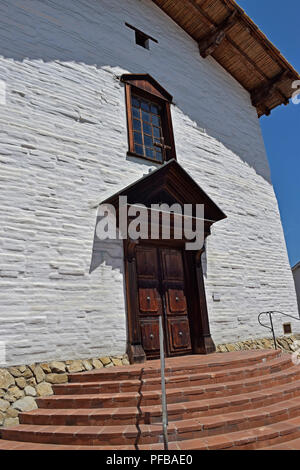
[151,0,300,117]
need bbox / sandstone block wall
[0,354,129,428]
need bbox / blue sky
[237,0,300,267]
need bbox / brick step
[0,424,139,446]
[140,416,300,450]
[2,415,300,450]
[0,439,135,450]
[3,432,300,451]
[68,350,280,383]
[3,399,300,446]
[19,407,139,426]
[1,351,299,450]
[20,379,300,427]
[36,364,300,409]
[53,354,292,395]
[262,437,300,450]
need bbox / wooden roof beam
[220,0,299,77]
[152,0,299,115]
[251,71,291,107]
[198,10,238,58]
[186,0,285,85]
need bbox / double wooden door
[135,244,192,359]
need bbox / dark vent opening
[135,31,150,49]
[125,23,158,50]
[283,323,292,335]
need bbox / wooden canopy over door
[100,159,227,364]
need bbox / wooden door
[135,244,192,359]
[136,245,162,359]
[160,248,192,356]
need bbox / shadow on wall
[0,0,270,183]
[89,214,208,279]
[292,269,300,314]
[89,216,124,274]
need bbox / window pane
[151,104,159,114]
[155,149,163,162]
[143,122,152,135]
[153,126,160,138]
[130,93,166,162]
[134,144,144,155]
[144,134,153,147]
[142,111,150,122]
[133,119,141,131]
[132,96,140,108]
[145,148,155,159]
[152,115,160,126]
[141,101,150,112]
[132,107,140,119]
[133,132,143,145]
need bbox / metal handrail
[159,315,168,450]
[258,310,300,349]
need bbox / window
[122,74,176,164]
[131,94,164,162]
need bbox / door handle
[150,333,154,339]
[178,331,183,337]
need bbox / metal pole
[269,312,277,349]
[159,314,168,450]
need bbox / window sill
[126,151,164,164]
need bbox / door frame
[124,238,215,364]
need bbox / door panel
[160,250,184,281]
[136,246,159,279]
[138,288,161,315]
[160,248,192,356]
[168,318,192,351]
[166,288,187,314]
[140,318,160,355]
[136,245,162,358]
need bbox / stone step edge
[37,364,300,404]
[16,396,300,439]
[68,350,281,382]
[140,416,300,450]
[0,440,135,450]
[54,355,293,391]
[19,381,300,425]
[261,436,300,450]
[3,406,300,446]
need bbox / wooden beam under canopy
[198,10,238,58]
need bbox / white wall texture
[0,0,298,366]
[293,266,300,312]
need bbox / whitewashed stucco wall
[293,265,300,313]
[0,0,298,365]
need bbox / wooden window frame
[122,74,177,164]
